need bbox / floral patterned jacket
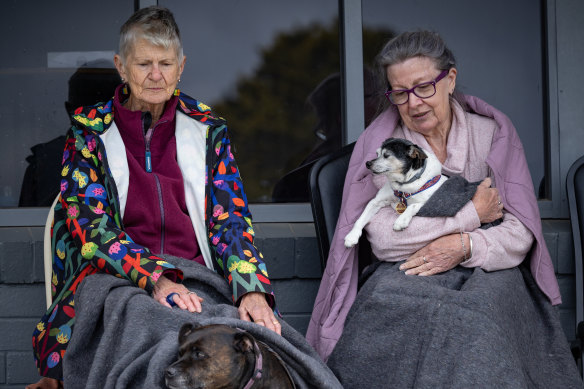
[50,91,275,311]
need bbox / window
[161,0,340,203]
[0,0,132,208]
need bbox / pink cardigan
[306,95,561,361]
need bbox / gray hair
[375,30,465,108]
[118,6,184,64]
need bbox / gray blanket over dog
[327,175,582,388]
[62,256,343,389]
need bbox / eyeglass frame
[384,69,449,105]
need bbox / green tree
[212,19,393,202]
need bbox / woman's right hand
[472,178,504,224]
[152,275,203,313]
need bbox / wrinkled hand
[238,292,281,335]
[399,233,469,276]
[472,178,503,224]
[152,275,203,313]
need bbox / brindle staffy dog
[165,323,295,389]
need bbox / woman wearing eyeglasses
[307,30,582,387]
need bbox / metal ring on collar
[423,256,427,263]
[166,292,180,307]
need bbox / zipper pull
[145,151,152,172]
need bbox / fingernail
[405,270,412,275]
[399,265,404,271]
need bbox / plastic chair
[308,143,355,270]
[308,143,375,277]
[43,195,60,308]
[567,155,584,375]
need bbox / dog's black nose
[366,160,372,169]
[165,366,177,378]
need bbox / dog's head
[365,137,427,181]
[165,323,258,389]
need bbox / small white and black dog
[344,137,447,247]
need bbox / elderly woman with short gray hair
[308,30,582,387]
[28,6,279,388]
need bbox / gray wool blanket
[62,256,342,389]
[328,175,582,388]
[417,175,479,217]
[328,262,582,388]
[417,175,500,229]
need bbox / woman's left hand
[238,292,281,335]
[399,233,467,276]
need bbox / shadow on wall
[271,66,382,202]
[18,62,121,207]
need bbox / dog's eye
[192,349,206,359]
[383,151,390,158]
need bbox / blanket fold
[63,256,342,389]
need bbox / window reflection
[163,0,340,202]
[0,0,131,207]
[19,65,120,207]
[163,1,391,202]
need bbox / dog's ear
[178,323,197,343]
[233,332,255,355]
[408,145,428,170]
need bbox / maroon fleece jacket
[113,86,204,264]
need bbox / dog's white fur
[344,139,447,248]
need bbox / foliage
[212,19,393,202]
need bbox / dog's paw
[344,230,361,247]
[393,216,411,231]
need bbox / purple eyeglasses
[385,69,449,105]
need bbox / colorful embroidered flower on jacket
[72,169,88,188]
[108,241,127,260]
[67,205,79,219]
[81,242,98,259]
[213,205,224,217]
[217,243,227,255]
[87,138,96,152]
[81,147,92,159]
[91,206,105,215]
[237,261,257,274]
[197,102,211,112]
[56,325,71,344]
[47,352,60,369]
